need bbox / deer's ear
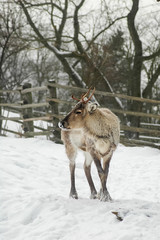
[87,102,98,113]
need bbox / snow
[0,136,160,240]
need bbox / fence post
[21,83,34,136]
[47,80,61,143]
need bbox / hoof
[98,189,112,202]
[90,191,97,199]
[70,191,78,199]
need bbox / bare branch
[50,1,58,37]
[142,64,160,98]
[73,0,85,53]
[59,0,68,37]
[23,1,63,12]
[87,15,127,50]
[142,48,160,61]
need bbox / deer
[58,88,120,201]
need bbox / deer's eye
[75,110,82,115]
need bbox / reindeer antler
[81,87,92,99]
[71,95,81,101]
[82,87,95,103]
[72,87,95,103]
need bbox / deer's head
[59,88,97,130]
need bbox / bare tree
[127,0,160,137]
[3,0,159,140]
[0,1,30,132]
[15,0,126,109]
[0,1,29,91]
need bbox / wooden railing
[0,82,160,149]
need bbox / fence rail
[47,82,160,105]
[0,83,160,149]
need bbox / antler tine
[82,87,92,99]
[72,95,81,101]
[82,87,95,103]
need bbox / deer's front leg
[62,131,78,199]
[69,161,78,199]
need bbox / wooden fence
[0,82,160,149]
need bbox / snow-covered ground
[0,136,160,240]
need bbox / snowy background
[0,135,160,240]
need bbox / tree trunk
[127,0,143,138]
[0,77,3,134]
[0,91,2,134]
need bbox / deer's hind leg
[84,152,97,199]
[90,150,113,202]
[98,153,113,202]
